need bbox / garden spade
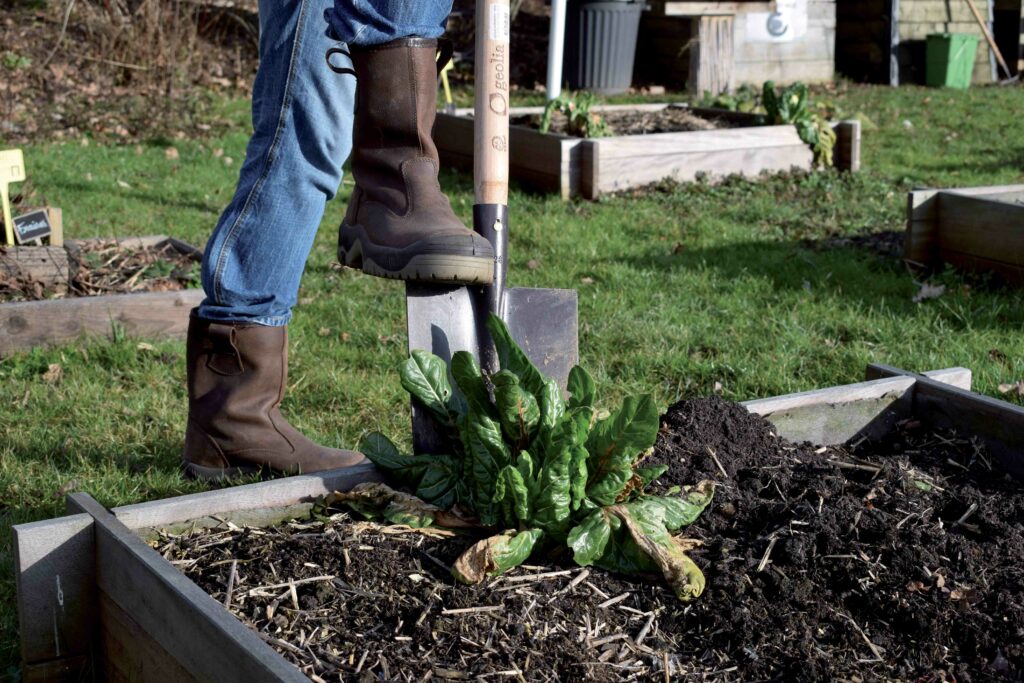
[405,0,578,454]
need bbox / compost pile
[0,239,200,302]
[516,107,727,138]
[165,397,1023,681]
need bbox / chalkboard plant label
[12,209,52,244]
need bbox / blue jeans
[198,0,452,325]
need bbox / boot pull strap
[436,39,454,77]
[205,325,245,376]
[326,47,355,76]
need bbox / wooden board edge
[912,377,1024,478]
[111,462,382,531]
[864,364,973,390]
[13,513,97,671]
[66,492,307,683]
[741,375,916,416]
[0,289,205,358]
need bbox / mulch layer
[161,397,1023,682]
[0,238,200,302]
[512,107,729,139]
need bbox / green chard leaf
[401,350,461,426]
[359,432,464,509]
[497,464,532,525]
[635,464,669,489]
[567,365,596,409]
[584,394,660,506]
[451,351,494,417]
[492,370,541,445]
[567,508,612,566]
[461,408,512,526]
[640,480,715,531]
[569,445,589,511]
[486,315,565,435]
[452,529,544,584]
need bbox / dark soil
[0,238,200,302]
[513,107,728,138]
[164,397,1023,682]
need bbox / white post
[546,0,567,100]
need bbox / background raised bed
[433,104,861,200]
[0,236,203,357]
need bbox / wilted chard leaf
[453,529,544,584]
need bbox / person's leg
[327,1,496,285]
[198,0,355,325]
[324,0,452,45]
[184,0,367,481]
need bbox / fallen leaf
[223,156,234,166]
[165,147,180,160]
[318,327,331,337]
[526,259,539,270]
[213,148,224,158]
[42,363,63,385]
[913,282,945,303]
[997,381,1024,396]
[340,332,351,342]
[116,180,131,189]
[580,276,594,285]
[136,342,156,352]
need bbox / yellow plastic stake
[440,58,454,109]
[0,149,27,246]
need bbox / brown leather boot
[182,313,370,481]
[338,37,494,285]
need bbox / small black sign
[12,209,51,244]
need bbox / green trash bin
[926,33,979,88]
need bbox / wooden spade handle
[474,0,511,205]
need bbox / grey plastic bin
[564,0,644,95]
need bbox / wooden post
[688,15,734,96]
[13,514,97,682]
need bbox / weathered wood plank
[587,126,813,197]
[66,492,307,683]
[21,656,91,683]
[13,513,96,675]
[99,592,197,683]
[743,367,972,445]
[690,15,735,96]
[832,119,862,173]
[112,462,382,531]
[937,192,1024,265]
[0,288,204,357]
[913,378,1024,478]
[864,363,973,389]
[0,246,74,289]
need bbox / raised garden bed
[905,183,1024,285]
[0,235,204,356]
[433,104,861,200]
[15,363,1024,682]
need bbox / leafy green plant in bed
[336,314,715,601]
[539,91,611,138]
[762,81,836,167]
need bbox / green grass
[2,83,1024,674]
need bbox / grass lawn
[2,83,1023,674]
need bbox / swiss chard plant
[539,91,611,139]
[762,81,836,167]
[335,314,715,601]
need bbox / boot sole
[339,232,494,285]
[183,460,378,483]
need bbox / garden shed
[835,0,1021,84]
[635,0,837,94]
